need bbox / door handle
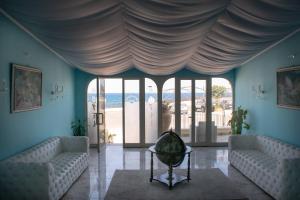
[94,113,104,125]
[99,113,104,125]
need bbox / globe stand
[149,145,192,190]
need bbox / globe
[155,130,186,167]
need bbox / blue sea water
[88,93,208,108]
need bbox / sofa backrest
[256,135,300,160]
[6,137,62,163]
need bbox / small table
[148,145,192,189]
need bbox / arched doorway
[87,78,123,150]
[211,78,233,143]
[87,76,233,148]
[162,78,175,132]
[145,78,158,144]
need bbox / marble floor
[62,145,274,200]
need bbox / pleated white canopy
[1,0,300,75]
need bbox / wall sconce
[288,54,296,59]
[288,54,297,65]
[51,83,64,99]
[252,84,265,99]
[0,79,8,93]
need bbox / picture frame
[11,64,42,112]
[277,66,300,109]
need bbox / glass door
[87,79,98,147]
[211,78,233,143]
[145,78,158,144]
[87,76,231,148]
[162,78,175,132]
[87,78,106,151]
[194,80,207,144]
[180,80,192,143]
[123,79,140,147]
[98,78,106,149]
[176,78,208,145]
[104,79,123,144]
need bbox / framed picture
[11,64,42,112]
[277,66,300,109]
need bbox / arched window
[162,78,175,132]
[87,79,98,145]
[145,78,158,143]
[211,78,233,143]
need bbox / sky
[88,79,122,93]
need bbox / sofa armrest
[0,162,54,199]
[60,136,89,154]
[277,158,300,199]
[228,135,257,151]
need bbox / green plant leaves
[71,119,86,136]
[229,106,250,135]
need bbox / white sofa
[0,136,89,200]
[229,135,300,200]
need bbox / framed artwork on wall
[11,64,42,112]
[277,66,300,109]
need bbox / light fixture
[51,83,64,99]
[252,84,265,99]
[288,54,297,65]
[288,54,296,59]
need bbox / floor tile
[61,145,273,200]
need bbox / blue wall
[0,14,76,160]
[74,69,95,122]
[235,32,300,147]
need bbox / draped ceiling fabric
[1,0,300,75]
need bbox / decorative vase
[155,130,186,167]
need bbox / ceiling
[1,0,300,75]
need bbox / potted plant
[71,119,86,136]
[107,132,117,144]
[228,106,250,135]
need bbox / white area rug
[105,168,248,200]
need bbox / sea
[87,92,230,109]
